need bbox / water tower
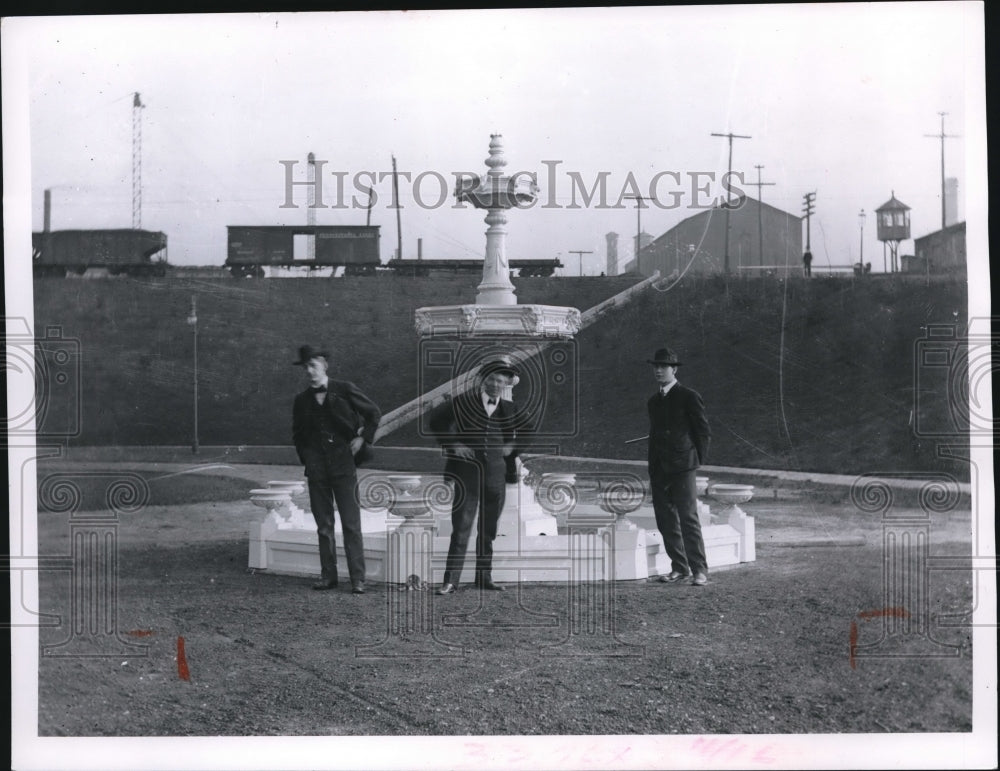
[875,191,910,273]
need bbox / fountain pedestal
[708,484,756,563]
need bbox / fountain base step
[250,519,752,584]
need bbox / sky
[8,4,985,275]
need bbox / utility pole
[568,249,593,277]
[392,155,402,260]
[132,92,144,230]
[924,112,960,230]
[801,191,816,251]
[710,131,752,273]
[186,296,199,454]
[750,164,775,267]
[623,194,652,270]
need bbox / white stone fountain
[248,135,756,585]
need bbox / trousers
[442,454,506,585]
[650,468,707,575]
[307,473,366,585]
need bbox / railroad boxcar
[32,229,169,277]
[226,225,381,277]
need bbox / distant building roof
[647,195,801,249]
[876,192,911,213]
[914,220,965,243]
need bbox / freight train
[226,225,562,277]
[31,224,563,279]
[226,225,381,277]
[32,229,169,277]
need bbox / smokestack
[417,238,423,261]
[43,189,51,232]
[306,152,316,262]
[605,232,619,276]
[944,177,958,227]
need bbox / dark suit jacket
[292,379,381,479]
[647,382,710,476]
[428,390,521,481]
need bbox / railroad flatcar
[226,225,381,277]
[386,258,562,277]
[32,229,169,277]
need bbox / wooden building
[636,197,802,277]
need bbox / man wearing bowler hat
[646,347,711,586]
[292,345,381,594]
[429,355,522,595]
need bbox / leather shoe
[312,578,339,591]
[476,579,505,592]
[352,583,366,595]
[436,583,456,595]
[658,571,691,583]
[691,572,708,587]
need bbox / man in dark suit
[292,345,381,595]
[646,347,711,587]
[428,355,521,595]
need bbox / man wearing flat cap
[646,347,711,586]
[292,345,381,594]
[428,355,522,595]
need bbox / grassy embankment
[33,272,968,477]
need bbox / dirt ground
[33,462,974,739]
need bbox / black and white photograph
[4,4,994,770]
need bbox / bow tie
[487,398,497,406]
[311,385,327,394]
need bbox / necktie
[311,385,327,394]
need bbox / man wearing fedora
[428,355,522,595]
[292,345,381,594]
[646,347,711,586]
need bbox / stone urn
[534,472,578,523]
[249,488,293,528]
[596,476,646,531]
[266,480,305,497]
[386,475,432,528]
[266,481,308,528]
[708,484,755,519]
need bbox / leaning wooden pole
[372,271,662,442]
